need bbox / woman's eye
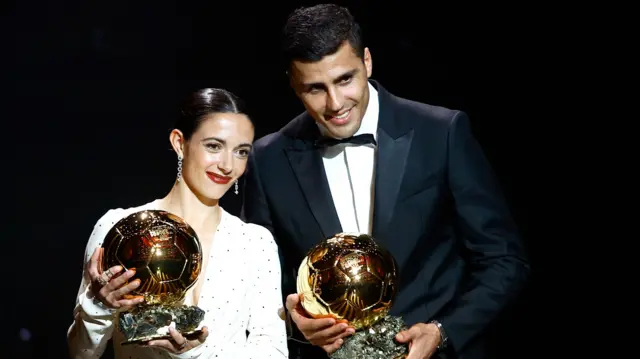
[206,143,222,151]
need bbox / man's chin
[326,122,361,139]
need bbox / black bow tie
[314,134,377,148]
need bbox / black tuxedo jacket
[241,81,530,359]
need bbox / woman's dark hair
[175,88,250,141]
[281,4,364,71]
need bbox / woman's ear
[169,129,185,158]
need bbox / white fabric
[320,82,379,235]
[67,200,288,359]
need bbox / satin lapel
[369,80,415,242]
[372,127,414,240]
[285,146,343,240]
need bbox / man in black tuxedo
[242,4,529,359]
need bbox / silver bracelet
[430,320,448,351]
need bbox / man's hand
[395,323,441,359]
[286,293,355,354]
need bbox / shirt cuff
[78,287,117,318]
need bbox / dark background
[7,1,546,358]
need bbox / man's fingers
[395,326,421,343]
[288,299,316,324]
[305,316,339,332]
[288,306,304,322]
[308,322,351,343]
[287,292,350,343]
[320,326,354,344]
[322,339,344,354]
[285,293,300,312]
[294,314,336,334]
[395,330,411,343]
[405,341,426,359]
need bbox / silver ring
[178,341,187,350]
[96,276,108,286]
[105,269,114,278]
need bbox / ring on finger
[105,269,114,279]
[96,276,108,286]
[101,271,112,284]
[178,341,187,350]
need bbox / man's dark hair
[282,4,364,71]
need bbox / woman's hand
[87,247,144,310]
[147,327,209,354]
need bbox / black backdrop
[8,1,545,358]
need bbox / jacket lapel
[371,81,415,242]
[284,116,342,240]
[372,128,414,240]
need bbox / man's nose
[326,88,343,112]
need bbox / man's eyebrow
[302,69,359,88]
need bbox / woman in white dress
[67,88,288,359]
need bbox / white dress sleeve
[67,209,122,359]
[244,225,289,358]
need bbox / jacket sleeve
[241,147,274,234]
[67,209,122,359]
[435,111,530,353]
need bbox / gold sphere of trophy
[296,232,409,359]
[101,210,205,344]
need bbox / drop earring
[176,156,183,182]
[234,180,239,195]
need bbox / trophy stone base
[330,315,409,359]
[118,304,205,345]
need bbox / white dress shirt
[320,82,379,235]
[67,199,288,359]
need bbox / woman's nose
[218,152,233,174]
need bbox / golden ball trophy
[101,210,205,345]
[296,233,408,359]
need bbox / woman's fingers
[85,248,145,310]
[105,278,140,306]
[87,248,102,280]
[116,295,144,310]
[103,266,129,290]
[195,327,209,343]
